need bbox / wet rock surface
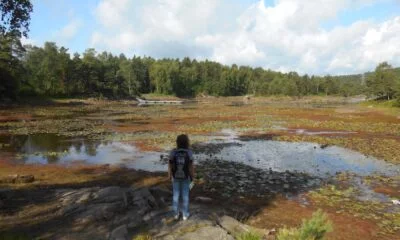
[196,159,320,199]
[192,142,243,154]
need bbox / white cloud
[90,0,400,74]
[94,0,133,29]
[328,16,400,73]
[55,18,82,41]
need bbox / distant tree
[269,76,283,95]
[367,62,397,100]
[322,75,339,95]
[68,53,84,95]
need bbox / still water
[1,133,398,177]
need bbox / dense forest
[1,1,400,104]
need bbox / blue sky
[26,0,400,75]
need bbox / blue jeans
[172,178,190,217]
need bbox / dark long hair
[176,134,190,149]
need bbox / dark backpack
[172,149,190,180]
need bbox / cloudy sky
[26,0,400,75]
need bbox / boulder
[149,187,172,207]
[177,226,234,240]
[132,188,158,210]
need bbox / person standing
[168,134,195,221]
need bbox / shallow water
[1,132,398,177]
[0,134,165,171]
[199,140,399,177]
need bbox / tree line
[1,0,400,104]
[0,41,374,99]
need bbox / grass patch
[236,231,262,240]
[277,210,333,240]
[132,234,152,240]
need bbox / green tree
[0,0,33,38]
[24,42,68,96]
[68,53,84,95]
[0,0,33,99]
[367,62,397,100]
[0,33,24,98]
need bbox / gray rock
[110,224,128,240]
[195,196,213,203]
[94,202,122,220]
[74,213,95,227]
[76,192,92,204]
[95,186,123,200]
[127,217,142,229]
[177,226,234,240]
[143,209,171,222]
[132,188,158,210]
[150,186,172,198]
[218,216,250,237]
[96,195,124,204]
[60,204,85,216]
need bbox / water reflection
[2,134,99,163]
[197,140,400,177]
[1,133,398,177]
[0,134,165,171]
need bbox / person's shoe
[182,215,189,221]
[174,214,179,220]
